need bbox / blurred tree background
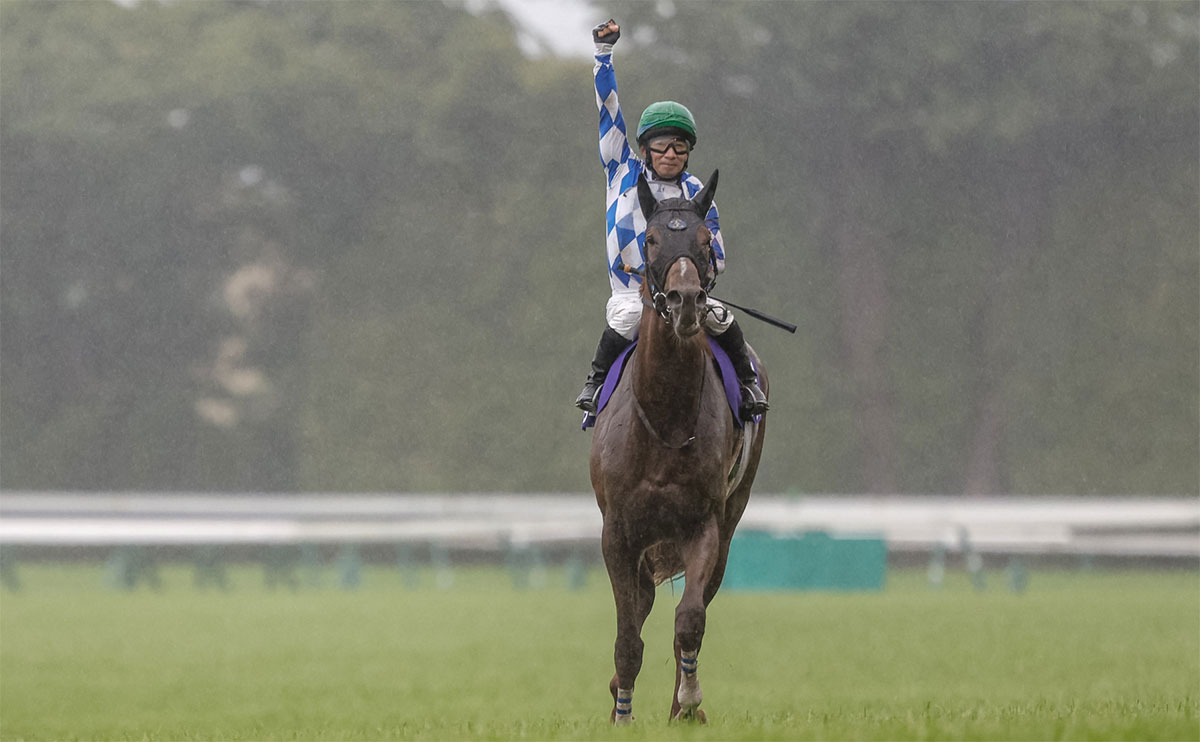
[1,0,1196,495]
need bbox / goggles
[645,137,692,156]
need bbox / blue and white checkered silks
[594,50,728,339]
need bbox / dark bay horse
[590,171,768,724]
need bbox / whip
[617,261,797,334]
[708,295,797,334]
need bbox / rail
[1,492,1196,558]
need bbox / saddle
[581,337,748,431]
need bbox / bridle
[638,203,718,323]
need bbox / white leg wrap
[677,650,702,708]
[614,687,634,725]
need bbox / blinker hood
[636,170,719,295]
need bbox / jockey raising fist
[592,19,620,45]
[574,19,768,421]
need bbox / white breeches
[606,291,734,341]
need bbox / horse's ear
[693,169,718,217]
[637,173,657,221]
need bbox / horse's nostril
[696,291,707,306]
[666,290,682,308]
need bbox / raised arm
[593,20,632,185]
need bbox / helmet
[636,101,697,146]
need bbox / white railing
[1,492,1197,558]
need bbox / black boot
[712,320,769,420]
[575,327,634,413]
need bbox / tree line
[1,0,1196,495]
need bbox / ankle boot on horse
[711,320,768,420]
[576,326,634,412]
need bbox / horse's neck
[633,315,707,412]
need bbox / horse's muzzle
[665,287,706,337]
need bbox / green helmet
[636,101,697,146]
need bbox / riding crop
[617,261,797,334]
[706,295,797,334]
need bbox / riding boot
[712,320,769,420]
[575,326,635,413]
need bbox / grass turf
[0,564,1196,740]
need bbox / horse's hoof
[612,715,634,726]
[672,707,707,724]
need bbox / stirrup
[575,382,602,413]
[738,382,769,420]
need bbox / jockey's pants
[606,291,735,341]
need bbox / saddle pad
[581,337,745,430]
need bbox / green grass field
[1,563,1197,741]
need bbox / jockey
[575,19,769,421]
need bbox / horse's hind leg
[603,522,655,725]
[671,515,721,722]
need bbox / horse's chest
[609,449,728,514]
[596,410,730,487]
[636,455,721,490]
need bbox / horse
[589,170,768,724]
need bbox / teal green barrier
[723,530,886,592]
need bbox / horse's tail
[643,542,685,585]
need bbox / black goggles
[645,137,692,156]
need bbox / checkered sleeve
[594,51,632,186]
[707,203,726,275]
[683,176,727,275]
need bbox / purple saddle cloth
[581,337,748,430]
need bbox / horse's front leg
[671,515,721,722]
[602,520,654,725]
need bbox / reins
[630,350,707,449]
